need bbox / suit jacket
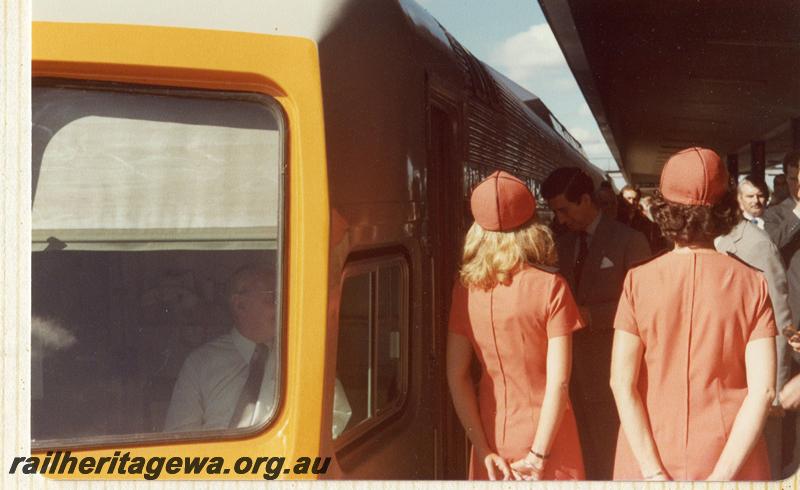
[556,213,651,331]
[764,197,800,327]
[716,220,792,397]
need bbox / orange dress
[613,250,777,480]
[449,265,586,480]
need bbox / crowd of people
[447,147,800,481]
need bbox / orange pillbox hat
[660,147,728,206]
[470,170,536,231]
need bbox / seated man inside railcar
[164,263,353,434]
[165,264,279,431]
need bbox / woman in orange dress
[610,147,777,481]
[447,170,585,480]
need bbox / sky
[414,0,624,186]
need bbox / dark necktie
[229,343,269,428]
[574,231,589,289]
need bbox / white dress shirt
[164,328,276,432]
[742,211,765,230]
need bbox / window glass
[32,86,280,249]
[31,84,283,446]
[376,265,402,411]
[335,272,372,430]
[334,257,407,440]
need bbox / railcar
[31,0,603,480]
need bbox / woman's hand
[476,449,512,480]
[510,454,544,481]
[788,335,800,353]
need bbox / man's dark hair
[650,190,739,246]
[783,150,800,174]
[541,167,595,204]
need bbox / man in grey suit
[764,150,800,477]
[542,167,651,480]
[764,150,800,330]
[716,209,793,479]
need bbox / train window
[31,82,284,448]
[336,273,372,431]
[375,265,403,410]
[334,256,408,442]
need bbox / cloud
[487,23,579,107]
[567,126,592,141]
[490,23,566,80]
[568,125,615,169]
[487,24,617,171]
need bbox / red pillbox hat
[470,170,536,231]
[660,147,728,206]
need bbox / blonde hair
[459,220,557,290]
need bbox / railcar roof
[33,0,601,179]
[33,0,451,51]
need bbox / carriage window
[31,83,284,447]
[334,256,408,441]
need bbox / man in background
[773,174,790,206]
[619,184,667,253]
[737,175,769,230]
[765,151,800,340]
[716,182,792,478]
[765,151,800,477]
[594,181,619,220]
[620,185,640,209]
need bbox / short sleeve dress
[612,249,777,480]
[448,264,586,480]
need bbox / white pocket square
[600,257,614,269]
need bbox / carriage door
[426,84,468,479]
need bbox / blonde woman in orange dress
[610,148,777,481]
[447,170,585,480]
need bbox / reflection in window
[31,84,283,446]
[334,257,407,440]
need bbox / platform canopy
[539,0,800,187]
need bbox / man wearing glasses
[716,175,793,478]
[164,264,278,432]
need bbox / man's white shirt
[164,328,276,432]
[742,211,765,230]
